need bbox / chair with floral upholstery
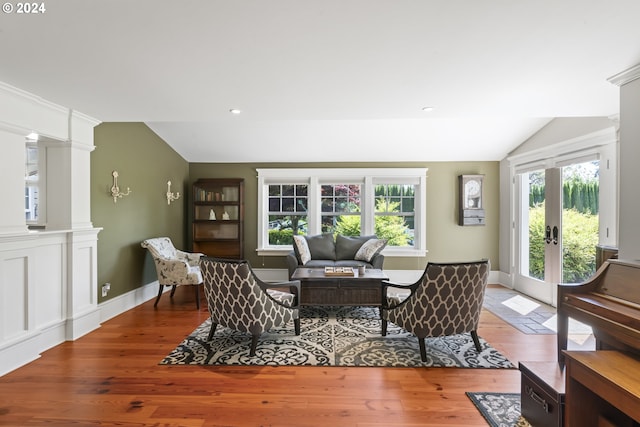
[381,260,490,362]
[200,257,301,357]
[141,237,204,309]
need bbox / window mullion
[362,176,374,235]
[308,176,321,235]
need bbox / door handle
[552,226,558,245]
[545,226,552,244]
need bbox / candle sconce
[166,180,181,205]
[110,170,132,203]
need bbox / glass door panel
[561,161,599,283]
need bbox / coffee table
[291,268,389,307]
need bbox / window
[257,168,427,257]
[24,136,49,228]
[25,144,40,223]
[268,184,308,244]
[321,184,361,235]
[374,183,416,246]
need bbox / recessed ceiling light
[421,106,435,112]
[229,109,241,114]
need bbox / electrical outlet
[102,282,111,297]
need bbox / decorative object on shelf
[192,178,244,258]
[166,180,181,205]
[110,170,131,203]
[458,174,485,226]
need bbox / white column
[608,64,640,260]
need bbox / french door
[514,159,600,305]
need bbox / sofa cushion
[293,235,311,265]
[335,235,375,260]
[305,233,336,260]
[305,259,337,269]
[355,238,387,262]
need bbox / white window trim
[256,168,427,257]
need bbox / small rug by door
[466,392,532,427]
[161,306,515,368]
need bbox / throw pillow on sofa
[335,234,376,260]
[305,233,336,260]
[293,233,336,264]
[355,238,387,262]
[293,235,311,265]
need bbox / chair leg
[381,319,388,336]
[249,334,260,356]
[194,284,200,310]
[419,338,427,362]
[294,318,300,335]
[170,285,177,298]
[154,284,164,308]
[207,322,218,341]
[471,330,482,352]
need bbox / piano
[557,259,640,366]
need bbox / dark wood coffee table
[291,268,389,306]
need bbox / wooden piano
[557,259,640,366]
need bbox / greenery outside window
[268,184,308,245]
[321,184,361,235]
[374,183,416,247]
[257,168,427,257]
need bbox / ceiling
[1,1,639,163]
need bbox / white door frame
[507,128,618,306]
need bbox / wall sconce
[166,180,180,205]
[110,170,131,203]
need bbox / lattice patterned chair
[141,237,204,309]
[381,260,490,362]
[200,257,301,356]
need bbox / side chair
[141,237,204,309]
[200,257,301,357]
[381,260,490,362]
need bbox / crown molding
[607,63,640,87]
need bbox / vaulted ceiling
[1,1,638,162]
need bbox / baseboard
[99,281,160,323]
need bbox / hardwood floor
[0,286,558,427]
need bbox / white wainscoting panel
[0,229,100,376]
[1,255,28,341]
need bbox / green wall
[92,123,189,302]
[189,161,500,272]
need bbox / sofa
[286,233,386,279]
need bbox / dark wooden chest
[519,361,565,427]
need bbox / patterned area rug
[161,306,515,368]
[466,392,532,427]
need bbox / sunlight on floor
[501,295,541,316]
[542,315,594,345]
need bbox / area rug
[161,306,515,368]
[466,392,531,427]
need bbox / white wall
[611,65,640,260]
[0,82,102,376]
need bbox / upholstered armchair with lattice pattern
[381,260,490,362]
[141,237,204,309]
[200,257,301,356]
